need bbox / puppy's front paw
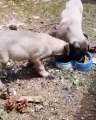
[39,71,50,78]
[39,71,54,79]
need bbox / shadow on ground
[0,63,40,83]
[0,58,55,83]
[74,72,96,120]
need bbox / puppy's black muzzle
[69,44,86,61]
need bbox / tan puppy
[0,30,69,77]
[50,0,88,52]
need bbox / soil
[0,0,96,120]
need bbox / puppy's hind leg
[0,51,9,89]
[32,59,50,77]
[0,50,9,68]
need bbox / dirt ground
[0,0,96,120]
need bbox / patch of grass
[83,4,96,38]
[10,0,26,5]
[46,1,63,16]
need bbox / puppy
[0,30,69,77]
[50,0,88,55]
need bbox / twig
[17,96,44,103]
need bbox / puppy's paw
[39,70,55,79]
[39,71,50,78]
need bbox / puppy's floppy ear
[86,40,89,51]
[48,27,57,37]
[83,33,88,39]
[64,43,70,56]
[73,41,80,49]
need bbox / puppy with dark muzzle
[0,30,70,78]
[49,0,89,58]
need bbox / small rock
[60,77,64,84]
[2,5,8,8]
[43,101,49,106]
[12,88,17,95]
[73,79,82,86]
[9,25,17,30]
[0,81,6,91]
[74,76,77,79]
[42,0,51,2]
[81,116,84,120]
[33,16,40,19]
[6,62,12,66]
[73,79,79,85]
[6,19,26,29]
[34,104,44,112]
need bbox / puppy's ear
[73,41,80,49]
[83,33,88,39]
[50,30,57,37]
[48,27,57,37]
[64,44,70,56]
[86,40,89,51]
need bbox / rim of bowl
[75,52,92,66]
[54,58,72,65]
[54,52,92,66]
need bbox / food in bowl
[74,52,92,71]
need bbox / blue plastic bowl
[54,52,93,71]
[54,57,74,69]
[74,52,93,71]
[55,60,72,69]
